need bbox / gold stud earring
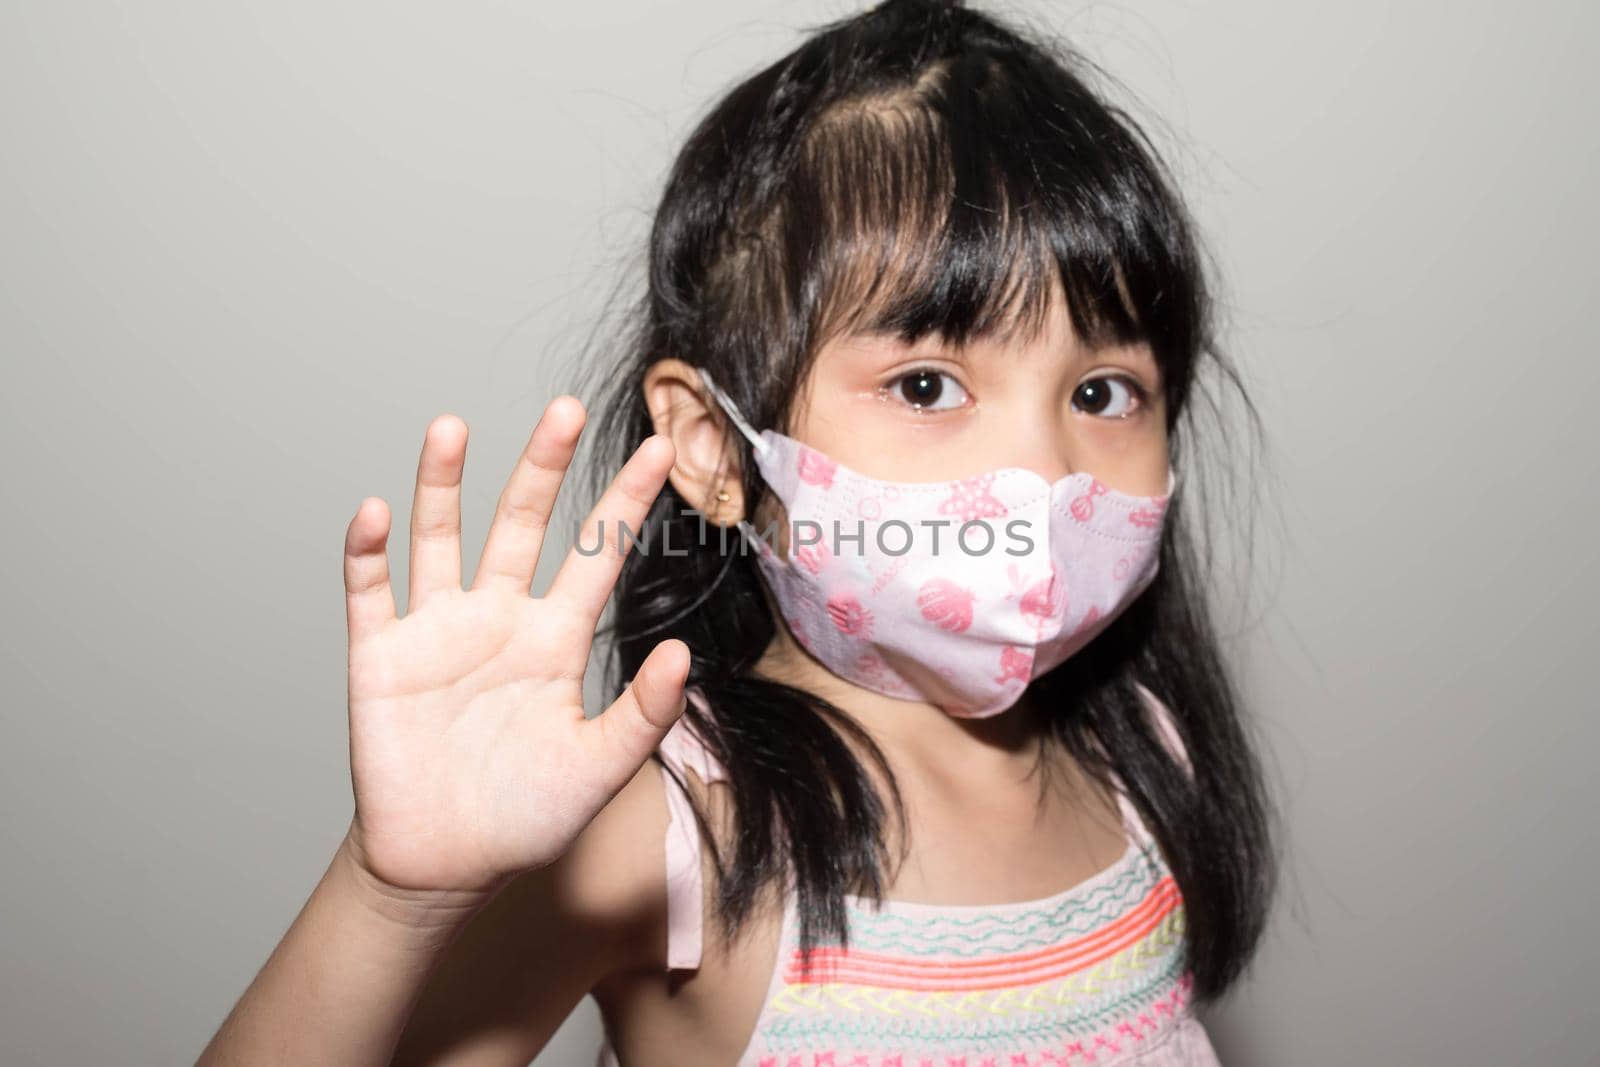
[711,487,735,527]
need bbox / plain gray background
[3,1,1596,1064]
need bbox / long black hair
[576,0,1277,1007]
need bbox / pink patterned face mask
[699,371,1177,718]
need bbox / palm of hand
[340,400,689,894]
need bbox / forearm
[197,829,499,1067]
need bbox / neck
[751,628,1046,772]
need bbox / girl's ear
[641,358,746,527]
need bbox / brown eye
[1071,377,1144,418]
[893,369,970,411]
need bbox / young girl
[200,1,1276,1064]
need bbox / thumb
[586,639,691,790]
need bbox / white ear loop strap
[696,368,770,458]
[695,369,770,548]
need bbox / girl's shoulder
[653,691,739,970]
[521,748,679,975]
[515,693,738,988]
[564,701,740,975]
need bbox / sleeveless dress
[595,685,1221,1066]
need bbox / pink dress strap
[658,686,726,971]
[1132,679,1194,779]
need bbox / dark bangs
[751,44,1206,425]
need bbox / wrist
[333,827,503,939]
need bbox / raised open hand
[339,398,687,894]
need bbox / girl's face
[641,280,1168,738]
[786,283,1169,496]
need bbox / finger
[583,639,691,793]
[546,434,675,622]
[344,497,397,640]
[408,414,467,612]
[472,395,586,595]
